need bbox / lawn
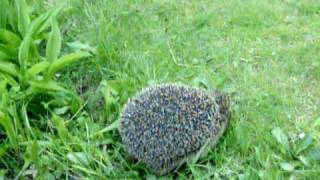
[0,0,320,179]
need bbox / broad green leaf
[27,6,62,38]
[46,20,61,63]
[18,34,31,72]
[53,106,70,115]
[29,80,66,92]
[0,61,18,77]
[298,155,310,166]
[280,163,295,172]
[271,127,290,152]
[29,12,51,37]
[0,44,19,59]
[0,29,21,46]
[0,50,10,61]
[0,80,6,92]
[18,10,54,70]
[37,5,63,34]
[5,2,19,33]
[67,152,89,165]
[0,111,18,149]
[67,41,96,53]
[307,148,320,161]
[30,42,41,62]
[47,52,91,78]
[27,61,50,77]
[15,0,30,36]
[295,134,313,155]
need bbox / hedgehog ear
[221,94,231,120]
[210,90,223,104]
[212,91,229,105]
[222,95,230,110]
[210,90,230,117]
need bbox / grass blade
[29,80,67,92]
[101,81,118,118]
[18,34,31,74]
[27,61,50,77]
[91,119,120,137]
[15,0,30,36]
[52,114,69,143]
[0,111,18,149]
[47,52,91,78]
[46,20,61,63]
[14,159,30,180]
[18,9,55,71]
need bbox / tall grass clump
[0,0,90,177]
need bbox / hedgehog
[119,84,230,175]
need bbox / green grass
[1,0,320,179]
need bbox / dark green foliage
[0,0,90,178]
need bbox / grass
[1,0,320,179]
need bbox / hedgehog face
[119,84,230,175]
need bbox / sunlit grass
[1,0,320,179]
